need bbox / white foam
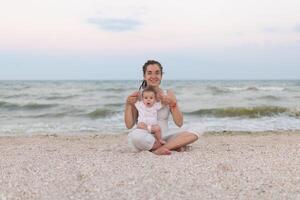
[188,116,300,132]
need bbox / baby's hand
[137,122,147,130]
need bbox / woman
[124,60,200,155]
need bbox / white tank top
[157,104,170,132]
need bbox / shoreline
[1,131,300,199]
[1,130,300,138]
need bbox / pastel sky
[1,0,300,80]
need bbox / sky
[1,0,300,80]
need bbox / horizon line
[0,79,299,81]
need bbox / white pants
[128,126,202,151]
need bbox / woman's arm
[167,90,183,127]
[124,92,139,129]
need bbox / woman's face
[144,64,162,87]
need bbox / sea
[0,80,300,136]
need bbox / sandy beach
[0,131,300,200]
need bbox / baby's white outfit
[135,101,162,126]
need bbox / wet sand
[0,131,300,200]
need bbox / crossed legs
[151,132,198,155]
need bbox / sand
[0,131,300,200]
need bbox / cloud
[262,26,280,33]
[87,17,142,32]
[294,24,300,32]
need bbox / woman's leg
[153,132,198,155]
[128,129,156,151]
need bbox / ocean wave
[82,88,126,93]
[206,85,287,94]
[86,108,117,119]
[0,101,58,110]
[246,87,259,91]
[227,86,286,92]
[0,101,21,109]
[206,86,229,94]
[15,108,86,118]
[104,103,124,107]
[43,94,80,100]
[22,103,58,110]
[9,86,31,90]
[258,87,287,91]
[103,88,125,92]
[103,95,121,99]
[3,94,31,99]
[28,112,68,118]
[257,95,281,101]
[186,106,299,118]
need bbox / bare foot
[153,147,171,155]
[174,145,192,152]
[151,140,162,151]
[174,147,184,152]
[159,139,166,144]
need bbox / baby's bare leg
[153,126,165,144]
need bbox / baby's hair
[142,86,157,98]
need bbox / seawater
[0,80,300,135]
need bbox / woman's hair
[138,60,163,91]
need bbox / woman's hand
[126,91,139,106]
[161,89,183,127]
[158,92,177,107]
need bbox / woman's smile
[149,78,159,84]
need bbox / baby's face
[142,91,156,108]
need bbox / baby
[135,86,165,144]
